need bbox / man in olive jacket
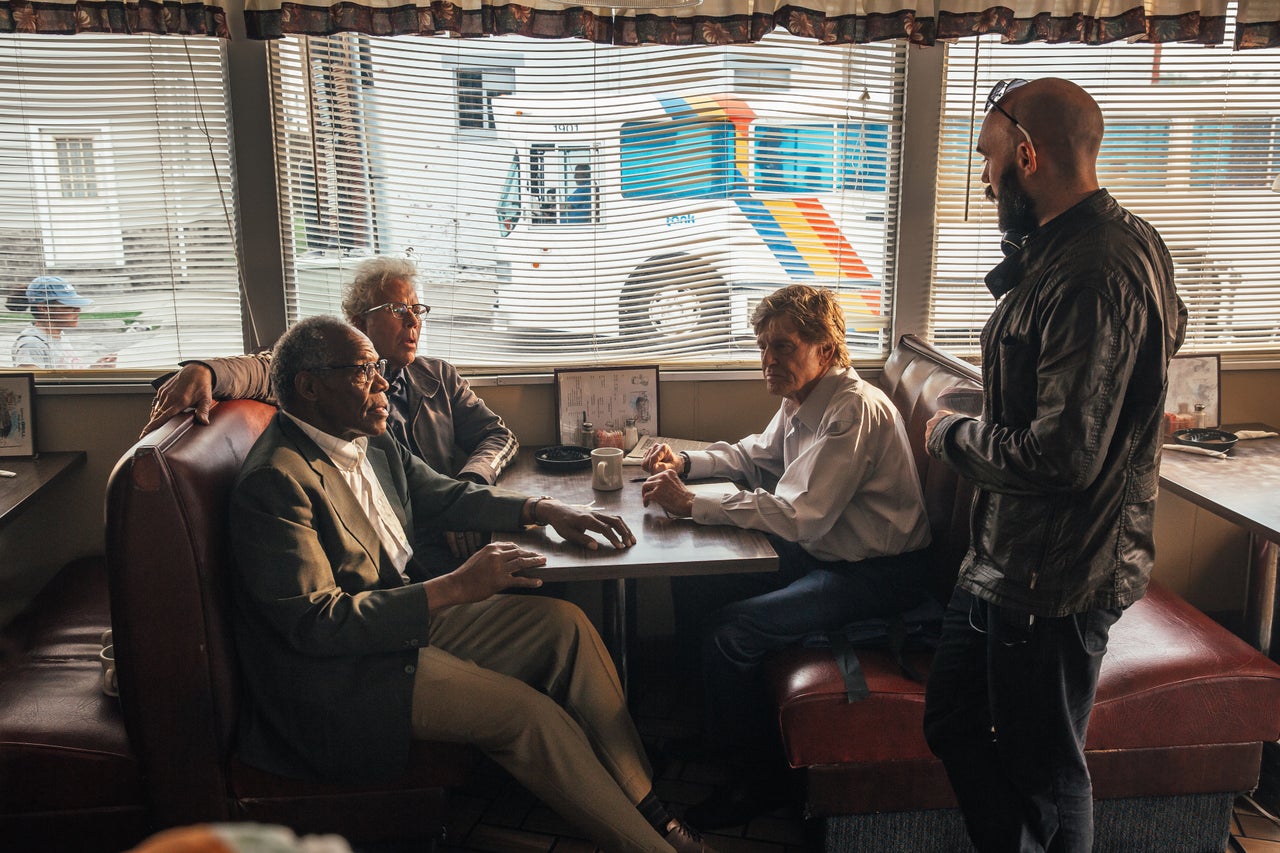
[229,315,716,853]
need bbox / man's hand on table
[533,497,636,551]
[441,541,548,606]
[640,470,695,519]
[641,442,686,475]
[142,362,215,436]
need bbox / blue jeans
[923,587,1124,853]
[672,536,928,757]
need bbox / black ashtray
[1172,428,1239,453]
[534,445,592,472]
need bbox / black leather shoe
[683,779,790,830]
[663,817,720,853]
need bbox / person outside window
[10,276,116,369]
[564,164,594,224]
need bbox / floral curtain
[239,0,1279,48]
[0,0,230,36]
[0,0,1273,46]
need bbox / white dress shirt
[685,367,931,564]
[284,412,414,580]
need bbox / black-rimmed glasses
[985,78,1033,147]
[311,358,388,386]
[363,302,430,321]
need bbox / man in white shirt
[641,284,931,828]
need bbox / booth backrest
[105,399,278,827]
[873,334,983,604]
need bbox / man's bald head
[1001,78,1103,185]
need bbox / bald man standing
[921,78,1187,852]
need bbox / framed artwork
[554,365,659,445]
[1165,354,1220,428]
[0,373,37,458]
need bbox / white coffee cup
[591,446,623,491]
[99,644,118,697]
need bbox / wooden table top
[0,450,86,527]
[1158,425,1280,542]
[499,453,778,582]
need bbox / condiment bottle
[596,424,624,449]
[578,420,595,449]
[623,418,639,451]
[1193,403,1208,430]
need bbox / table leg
[1244,535,1280,659]
[602,577,629,698]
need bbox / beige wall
[2,366,1276,629]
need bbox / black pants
[923,587,1124,853]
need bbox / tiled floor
[421,638,1280,853]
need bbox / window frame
[224,27,1280,375]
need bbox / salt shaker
[1193,403,1207,430]
[623,418,639,452]
[578,420,595,449]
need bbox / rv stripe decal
[735,197,810,278]
[736,198,874,282]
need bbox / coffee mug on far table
[99,644,118,697]
[591,446,623,491]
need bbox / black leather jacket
[927,190,1188,616]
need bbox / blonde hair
[750,285,850,368]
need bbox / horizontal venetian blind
[931,30,1280,358]
[0,34,243,371]
[269,31,907,368]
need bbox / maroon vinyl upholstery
[105,399,472,842]
[764,334,1280,824]
[0,557,148,852]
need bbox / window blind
[0,34,243,371]
[931,31,1280,358]
[269,31,907,369]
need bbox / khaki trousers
[411,595,674,853]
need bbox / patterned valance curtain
[1,0,1273,46]
[240,0,1280,48]
[0,0,230,36]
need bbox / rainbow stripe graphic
[655,95,877,296]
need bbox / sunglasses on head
[985,78,1034,147]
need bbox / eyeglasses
[363,302,430,321]
[985,78,1034,147]
[310,358,388,387]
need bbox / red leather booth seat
[105,399,473,844]
[764,335,1280,851]
[0,557,148,852]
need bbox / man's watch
[525,495,554,526]
[678,451,692,482]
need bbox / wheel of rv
[618,253,731,346]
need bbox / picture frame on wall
[554,365,659,446]
[1165,354,1221,429]
[0,373,37,458]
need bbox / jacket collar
[985,189,1114,300]
[392,357,440,400]
[274,413,403,584]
